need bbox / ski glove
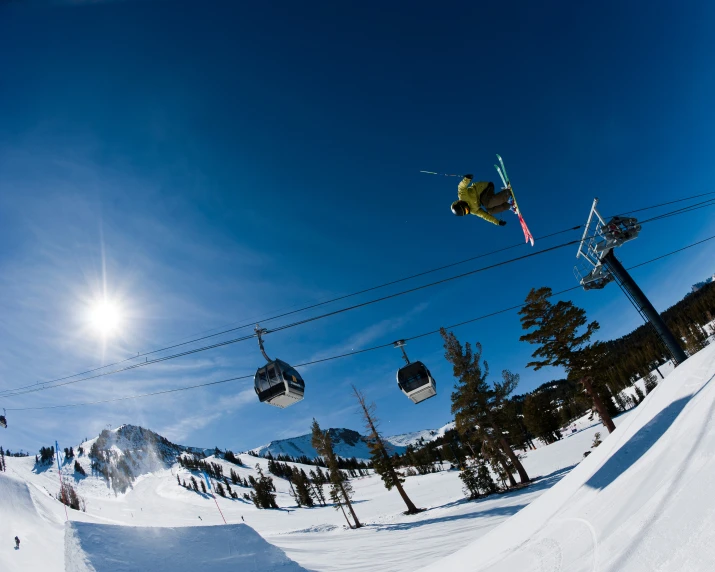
[498,220,507,226]
[464,173,473,180]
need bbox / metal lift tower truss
[574,198,641,290]
[574,199,687,366]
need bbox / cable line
[10,190,713,396]
[3,201,714,400]
[7,232,715,412]
[0,237,581,399]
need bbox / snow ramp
[65,521,312,572]
[420,343,715,572]
[0,471,65,572]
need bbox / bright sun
[89,300,122,336]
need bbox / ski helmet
[451,200,470,216]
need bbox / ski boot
[502,186,517,213]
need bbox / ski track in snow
[3,343,715,571]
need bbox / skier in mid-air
[450,174,513,226]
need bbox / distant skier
[450,175,513,226]
[14,536,20,549]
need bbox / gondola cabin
[396,361,436,404]
[254,359,305,408]
[0,415,6,429]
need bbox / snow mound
[64,522,311,572]
[420,343,715,572]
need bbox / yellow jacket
[457,177,500,225]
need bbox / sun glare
[89,300,122,336]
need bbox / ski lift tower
[574,198,687,366]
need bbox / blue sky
[1,0,714,453]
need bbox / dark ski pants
[480,183,513,215]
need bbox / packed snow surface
[420,342,715,571]
[3,343,715,571]
[65,522,308,572]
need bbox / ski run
[1,342,714,571]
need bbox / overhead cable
[8,232,715,412]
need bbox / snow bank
[420,343,715,571]
[64,521,311,572]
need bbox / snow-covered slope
[5,344,715,571]
[420,342,715,571]
[0,472,65,572]
[2,406,613,572]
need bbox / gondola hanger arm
[393,340,411,365]
[255,325,272,362]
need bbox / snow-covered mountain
[692,273,715,292]
[385,421,455,448]
[66,425,215,494]
[250,422,454,461]
[250,428,377,460]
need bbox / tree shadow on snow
[425,465,575,515]
[585,394,695,490]
[368,503,528,532]
[501,465,576,498]
[32,462,54,474]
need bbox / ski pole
[419,170,462,177]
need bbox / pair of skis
[494,154,534,246]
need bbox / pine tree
[633,384,645,404]
[643,372,658,394]
[57,481,85,511]
[475,456,498,495]
[519,287,616,433]
[311,419,361,528]
[74,460,86,476]
[200,480,207,494]
[523,391,562,444]
[353,386,421,514]
[249,465,278,509]
[440,329,530,485]
[291,467,314,507]
[458,461,481,499]
[309,469,328,506]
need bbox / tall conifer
[311,419,361,528]
[519,287,616,433]
[353,386,421,514]
[441,329,530,484]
